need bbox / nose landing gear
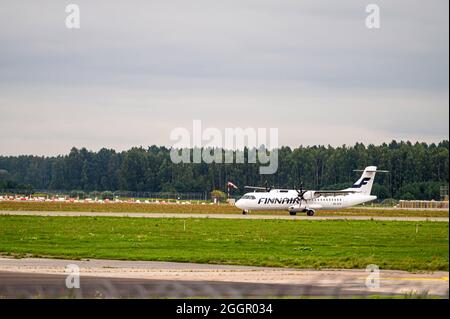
[242,210,249,215]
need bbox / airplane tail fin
[349,166,378,195]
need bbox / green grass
[0,216,447,271]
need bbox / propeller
[296,182,308,206]
[263,180,271,192]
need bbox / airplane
[235,166,388,216]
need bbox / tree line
[0,140,448,200]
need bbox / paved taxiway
[0,258,448,298]
[0,210,448,222]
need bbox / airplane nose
[235,200,244,209]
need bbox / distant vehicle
[235,166,388,216]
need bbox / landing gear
[242,210,249,215]
[306,209,315,216]
[289,211,297,216]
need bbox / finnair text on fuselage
[258,197,301,205]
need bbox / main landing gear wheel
[289,211,297,216]
[306,210,315,216]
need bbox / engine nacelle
[288,204,307,213]
[302,191,315,200]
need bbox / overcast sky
[0,0,448,156]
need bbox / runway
[0,211,448,222]
[0,258,448,298]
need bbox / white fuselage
[235,189,376,212]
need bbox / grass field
[0,201,448,217]
[0,215,447,271]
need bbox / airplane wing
[244,186,268,191]
[312,190,358,196]
[244,186,294,191]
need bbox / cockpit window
[241,195,256,200]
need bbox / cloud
[0,0,448,155]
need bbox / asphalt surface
[0,210,448,222]
[0,258,448,298]
[0,272,386,298]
